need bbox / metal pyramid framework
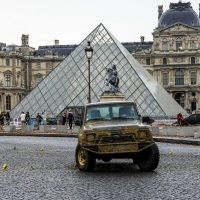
[11,24,187,117]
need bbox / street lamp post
[85,41,93,103]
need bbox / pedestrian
[41,111,50,125]
[36,113,42,129]
[5,112,10,125]
[67,111,74,129]
[25,112,31,125]
[62,113,66,125]
[177,112,183,125]
[19,112,26,125]
[0,113,4,130]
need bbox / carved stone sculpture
[0,79,3,86]
[22,79,25,88]
[45,48,52,55]
[184,36,189,49]
[104,65,119,92]
[21,34,29,45]
[136,44,142,51]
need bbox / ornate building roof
[158,1,200,28]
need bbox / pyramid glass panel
[10,23,187,118]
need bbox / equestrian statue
[104,65,120,92]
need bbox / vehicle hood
[83,120,150,131]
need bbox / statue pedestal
[99,92,126,102]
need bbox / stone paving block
[150,126,159,135]
[196,127,200,138]
[179,127,194,137]
[73,126,80,133]
[21,125,33,132]
[162,127,177,136]
[4,125,16,132]
[56,125,68,133]
[39,125,51,133]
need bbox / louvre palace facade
[0,1,200,114]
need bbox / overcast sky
[1,0,199,49]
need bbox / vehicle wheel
[137,143,159,171]
[75,144,96,172]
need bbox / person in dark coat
[5,112,10,125]
[62,113,66,125]
[25,112,30,125]
[67,111,74,129]
[36,113,42,129]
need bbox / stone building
[132,1,200,113]
[1,0,200,114]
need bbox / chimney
[140,36,145,43]
[158,5,163,19]
[55,39,59,45]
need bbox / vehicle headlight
[87,135,94,142]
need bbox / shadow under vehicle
[182,114,200,125]
[75,101,159,172]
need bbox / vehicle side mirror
[142,116,150,123]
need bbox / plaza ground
[0,137,200,199]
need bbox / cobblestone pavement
[0,137,200,200]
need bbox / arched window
[163,58,167,64]
[6,95,11,110]
[146,58,150,65]
[162,38,168,50]
[176,38,182,50]
[191,57,195,64]
[175,70,184,85]
[190,37,196,49]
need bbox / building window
[190,37,196,49]
[191,57,195,64]
[163,73,168,85]
[19,95,21,101]
[176,38,182,50]
[6,75,10,86]
[162,38,168,50]
[191,72,196,85]
[17,59,19,66]
[163,58,167,64]
[37,77,42,84]
[6,59,10,66]
[6,95,11,110]
[175,70,184,85]
[146,59,150,65]
[37,63,41,69]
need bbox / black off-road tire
[137,143,160,171]
[75,144,96,172]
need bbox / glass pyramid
[10,24,187,117]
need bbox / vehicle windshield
[86,103,138,122]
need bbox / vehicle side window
[189,115,196,120]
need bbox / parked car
[182,114,200,125]
[47,118,57,125]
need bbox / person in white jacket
[18,112,26,125]
[41,111,50,125]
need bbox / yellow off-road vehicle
[75,101,159,172]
